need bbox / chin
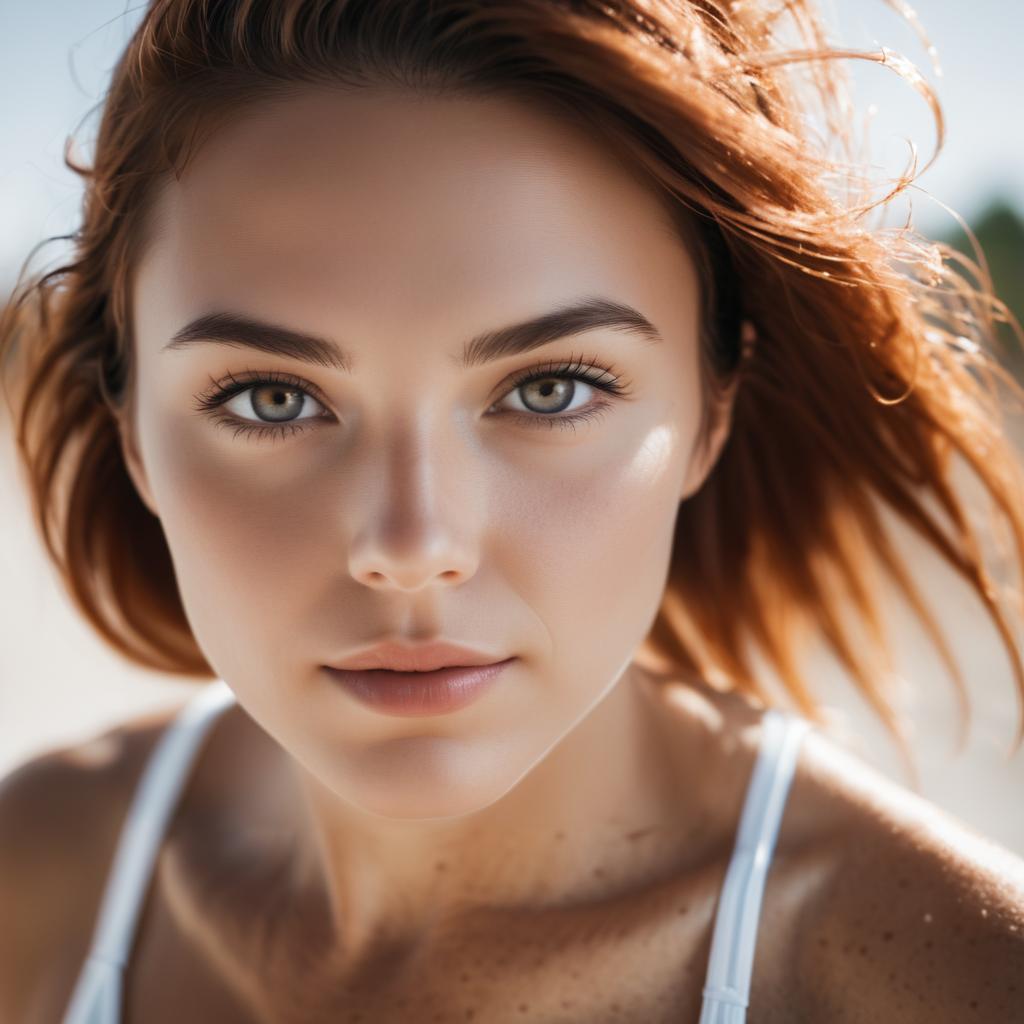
[301,719,547,822]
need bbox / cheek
[496,420,687,667]
[142,420,323,663]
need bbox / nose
[346,429,481,593]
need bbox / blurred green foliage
[934,197,1024,374]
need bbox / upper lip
[325,640,511,673]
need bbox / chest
[120,849,812,1024]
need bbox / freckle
[465,1010,476,1021]
[969,1001,978,1009]
[817,938,829,949]
[555,831,566,841]
[611,1001,622,1012]
[460,971,471,982]
[677,904,690,915]
[924,940,934,949]
[518,1004,529,1013]
[858,944,868,956]
[887,972,896,983]
[435,860,448,872]
[882,930,893,941]
[593,867,606,879]
[569,969,581,979]
[561,999,575,1009]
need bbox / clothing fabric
[60,680,810,1023]
[698,704,811,1023]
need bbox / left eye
[222,383,325,423]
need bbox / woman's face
[127,86,730,819]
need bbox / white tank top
[59,680,811,1023]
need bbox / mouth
[322,657,517,717]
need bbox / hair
[3,0,1024,777]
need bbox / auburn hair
[3,0,1023,775]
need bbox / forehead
[136,87,698,344]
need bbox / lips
[326,639,509,673]
[323,658,517,717]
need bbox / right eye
[193,368,334,441]
[221,382,327,424]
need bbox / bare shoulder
[789,726,1024,1023]
[0,701,188,1023]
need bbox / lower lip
[323,658,516,717]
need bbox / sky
[0,0,1022,289]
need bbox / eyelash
[192,354,633,441]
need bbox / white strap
[58,956,123,1024]
[698,708,811,1023]
[61,680,237,1024]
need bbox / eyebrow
[162,297,663,371]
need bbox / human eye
[192,353,634,443]
[192,367,332,442]
[488,352,633,433]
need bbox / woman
[1,0,1022,1020]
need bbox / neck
[163,662,746,1011]
[284,661,722,967]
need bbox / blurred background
[1,1,1022,854]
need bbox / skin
[1,86,1023,1023]
[122,86,738,961]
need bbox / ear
[678,371,740,503]
[678,320,753,503]
[115,409,160,518]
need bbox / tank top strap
[60,680,238,1024]
[698,707,813,1024]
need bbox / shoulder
[0,702,187,1022]
[789,725,1024,1023]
